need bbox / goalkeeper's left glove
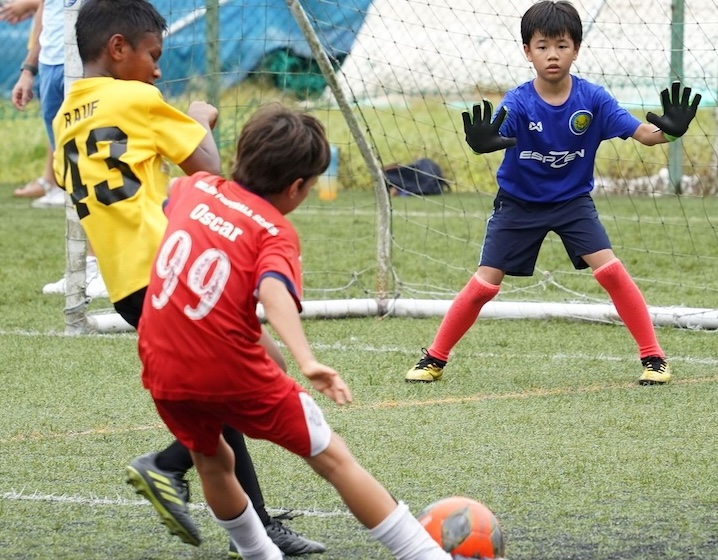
[646,81,702,141]
[462,100,517,154]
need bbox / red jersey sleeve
[254,217,303,310]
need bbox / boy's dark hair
[231,103,330,195]
[76,0,167,63]
[521,1,582,47]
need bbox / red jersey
[138,172,303,401]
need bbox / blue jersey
[496,75,640,202]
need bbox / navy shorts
[479,189,611,276]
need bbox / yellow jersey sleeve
[52,78,210,302]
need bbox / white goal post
[63,0,718,334]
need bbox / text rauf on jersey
[61,100,99,128]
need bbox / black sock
[154,440,194,474]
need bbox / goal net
[63,0,718,332]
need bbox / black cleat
[126,452,201,546]
[228,515,326,557]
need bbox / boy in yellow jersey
[51,0,325,555]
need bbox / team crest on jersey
[569,110,592,135]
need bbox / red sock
[428,274,500,362]
[593,258,663,359]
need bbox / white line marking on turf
[0,424,165,443]
[0,489,350,517]
[1,329,717,365]
[297,206,718,225]
[0,328,136,338]
[311,342,718,366]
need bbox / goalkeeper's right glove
[646,81,702,141]
[462,99,517,154]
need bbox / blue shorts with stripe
[479,189,611,276]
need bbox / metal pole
[205,0,221,145]
[63,0,90,334]
[668,0,685,194]
[284,0,393,309]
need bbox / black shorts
[479,189,612,276]
[113,287,147,329]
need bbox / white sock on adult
[211,496,282,560]
[369,501,452,560]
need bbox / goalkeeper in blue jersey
[406,0,701,385]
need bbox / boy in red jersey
[52,0,325,555]
[138,103,456,560]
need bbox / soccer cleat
[41,277,66,295]
[41,274,109,298]
[405,349,446,382]
[638,356,672,385]
[228,516,327,557]
[126,452,201,546]
[31,185,66,208]
[41,265,109,298]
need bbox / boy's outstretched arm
[462,99,517,154]
[258,325,287,372]
[638,81,702,145]
[178,101,222,176]
[258,276,352,405]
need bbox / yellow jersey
[53,78,208,302]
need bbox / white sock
[211,496,282,560]
[369,501,451,560]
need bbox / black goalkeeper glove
[462,99,517,154]
[646,81,702,141]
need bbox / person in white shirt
[12,0,108,298]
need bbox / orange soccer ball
[417,496,506,559]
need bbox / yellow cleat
[638,356,672,385]
[405,349,446,383]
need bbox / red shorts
[153,381,332,457]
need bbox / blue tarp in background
[0,0,371,99]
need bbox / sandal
[13,177,53,198]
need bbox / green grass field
[1,189,717,560]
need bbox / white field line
[310,342,718,367]
[2,370,715,444]
[0,328,136,338]
[2,328,718,366]
[2,373,716,512]
[2,337,716,512]
[0,489,350,517]
[296,207,716,226]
